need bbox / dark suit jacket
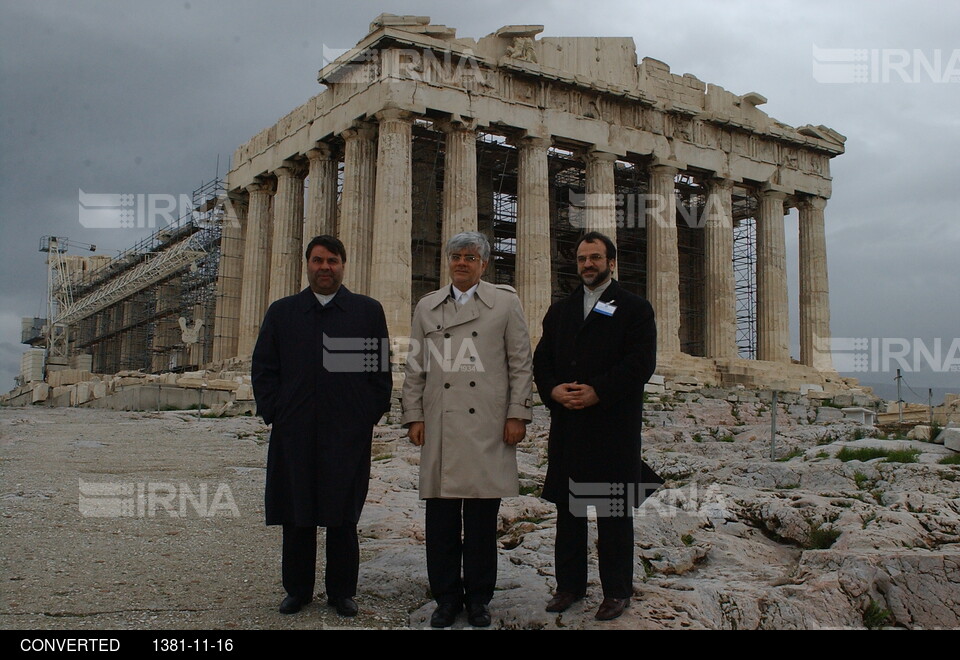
[533,279,662,504]
[252,287,392,527]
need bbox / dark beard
[580,265,611,288]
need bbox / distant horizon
[844,379,956,407]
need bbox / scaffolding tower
[732,192,759,359]
[62,178,226,374]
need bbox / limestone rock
[941,428,960,452]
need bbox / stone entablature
[229,16,843,200]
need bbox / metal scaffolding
[675,172,706,357]
[403,125,756,356]
[66,178,226,374]
[477,131,518,286]
[37,131,760,376]
[732,191,759,359]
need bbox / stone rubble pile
[1,367,255,416]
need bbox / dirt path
[0,407,418,630]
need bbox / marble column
[212,192,246,362]
[370,109,414,342]
[302,143,340,287]
[268,162,306,304]
[756,190,790,363]
[437,119,478,287]
[515,136,552,346]
[798,195,834,371]
[340,122,377,293]
[236,179,274,357]
[647,165,681,355]
[704,178,736,358]
[583,150,618,241]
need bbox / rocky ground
[1,393,958,630]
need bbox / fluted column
[516,136,552,346]
[647,165,681,355]
[583,150,618,240]
[237,179,274,357]
[437,119,478,287]
[798,195,833,371]
[302,144,339,287]
[268,162,306,303]
[704,178,736,358]
[756,190,790,362]
[370,109,413,342]
[212,192,246,361]
[340,122,377,293]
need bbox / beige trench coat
[400,280,533,498]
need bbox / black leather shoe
[545,591,583,613]
[467,603,491,628]
[430,602,462,628]
[327,596,358,617]
[278,594,312,614]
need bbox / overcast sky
[1,0,957,401]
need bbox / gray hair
[446,231,491,261]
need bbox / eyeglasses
[576,254,607,264]
[449,254,481,263]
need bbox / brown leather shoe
[545,591,582,613]
[595,597,630,621]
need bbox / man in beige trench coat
[401,231,533,628]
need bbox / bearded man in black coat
[533,231,662,622]
[252,235,392,617]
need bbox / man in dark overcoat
[532,231,662,621]
[252,235,392,617]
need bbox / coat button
[470,381,476,387]
[472,331,478,337]
[444,332,450,338]
[436,325,441,329]
[469,408,475,414]
[470,356,476,362]
[444,383,450,389]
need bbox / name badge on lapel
[594,300,617,316]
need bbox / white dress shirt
[451,283,479,305]
[583,278,613,319]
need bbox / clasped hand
[550,382,599,410]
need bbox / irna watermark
[322,334,485,373]
[78,479,240,518]
[320,44,488,88]
[78,190,197,230]
[567,190,724,229]
[812,45,960,83]
[827,337,960,373]
[568,479,730,519]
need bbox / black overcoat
[252,287,392,527]
[533,279,662,505]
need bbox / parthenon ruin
[14,14,850,397]
[215,14,846,390]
